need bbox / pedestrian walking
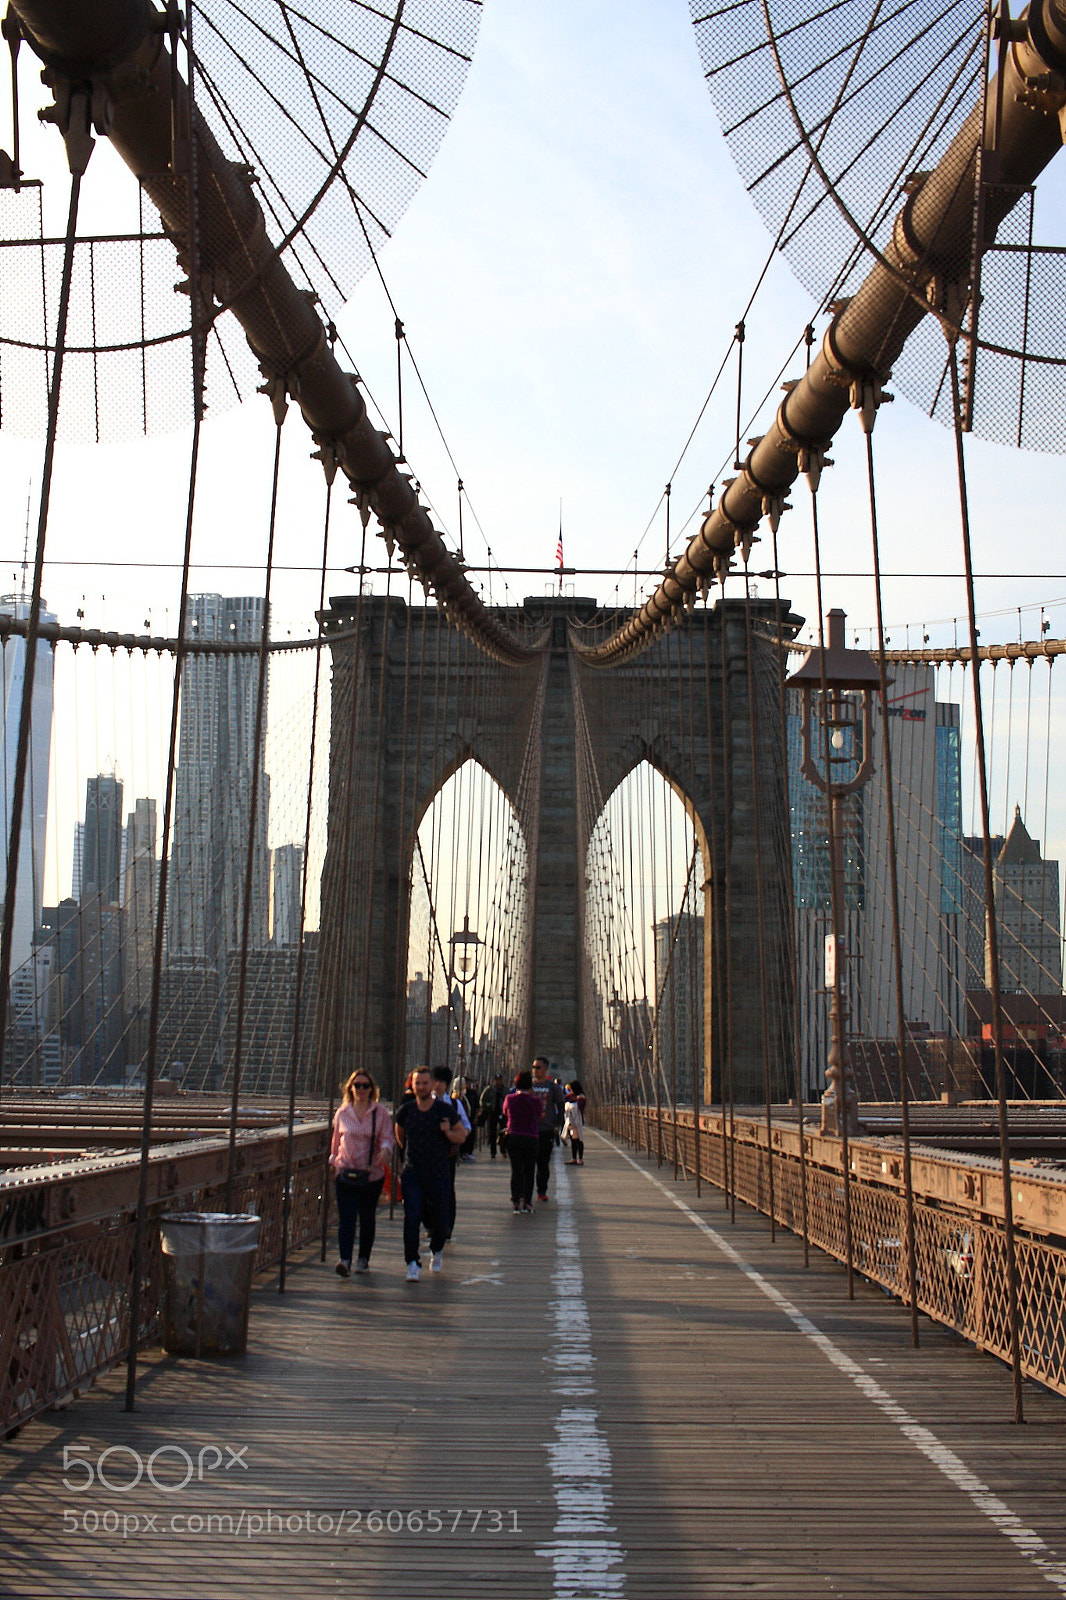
[563,1083,585,1166]
[394,1067,466,1280]
[329,1070,394,1275]
[502,1069,541,1212]
[479,1074,506,1158]
[530,1056,566,1202]
[432,1065,470,1238]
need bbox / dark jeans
[507,1134,537,1205]
[335,1175,385,1264]
[536,1129,557,1197]
[484,1117,501,1157]
[401,1167,451,1264]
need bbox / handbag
[338,1167,370,1192]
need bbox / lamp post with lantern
[448,914,481,1084]
[786,608,886,1136]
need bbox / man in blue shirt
[394,1068,466,1280]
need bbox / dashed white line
[536,1161,626,1597]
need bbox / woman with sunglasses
[329,1070,394,1276]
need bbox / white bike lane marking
[602,1131,1066,1597]
[536,1160,626,1597]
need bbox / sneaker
[354,1258,369,1274]
[512,1203,521,1213]
[522,1202,534,1214]
[406,1261,421,1282]
[538,1193,549,1203]
[430,1251,444,1273]
[335,1260,350,1278]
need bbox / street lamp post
[787,608,886,1136]
[448,914,481,1084]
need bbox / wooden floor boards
[2,1129,1065,1599]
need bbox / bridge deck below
[4,1130,1066,1598]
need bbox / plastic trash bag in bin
[159,1212,261,1356]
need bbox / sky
[0,0,1063,654]
[0,0,1064,911]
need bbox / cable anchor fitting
[350,487,373,531]
[256,369,290,427]
[849,375,894,435]
[796,444,833,493]
[310,435,338,485]
[761,493,791,534]
[38,71,110,175]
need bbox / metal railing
[0,1122,329,1436]
[599,1103,1066,1398]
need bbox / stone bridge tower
[317,593,796,1103]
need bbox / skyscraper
[653,912,704,1105]
[123,797,157,1069]
[168,595,271,967]
[271,843,304,947]
[989,807,1062,997]
[83,774,124,902]
[0,592,57,969]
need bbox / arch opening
[582,759,707,1111]
[404,756,530,1088]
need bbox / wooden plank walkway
[4,1128,1066,1598]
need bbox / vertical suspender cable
[719,591,737,1221]
[0,167,82,1092]
[127,18,205,1404]
[279,476,334,1292]
[225,414,286,1206]
[771,527,808,1264]
[863,429,920,1345]
[948,347,1025,1423]
[743,567,777,1239]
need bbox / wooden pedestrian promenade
[4,1129,1066,1599]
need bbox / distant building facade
[168,594,271,968]
[653,912,704,1105]
[0,592,57,969]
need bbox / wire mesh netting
[0,0,481,442]
[690,0,1066,451]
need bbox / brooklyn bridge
[2,0,1066,1595]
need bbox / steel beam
[584,3,1066,663]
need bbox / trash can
[159,1212,261,1357]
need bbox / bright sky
[1,0,1063,655]
[1,0,1064,916]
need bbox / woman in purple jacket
[502,1069,541,1213]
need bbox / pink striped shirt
[329,1102,394,1180]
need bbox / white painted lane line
[536,1161,626,1597]
[600,1131,1066,1596]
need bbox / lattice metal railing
[0,1122,328,1436]
[599,1103,1066,1398]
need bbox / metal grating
[689,0,1066,452]
[0,0,482,442]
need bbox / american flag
[556,513,564,593]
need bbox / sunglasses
[353,1081,372,1090]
